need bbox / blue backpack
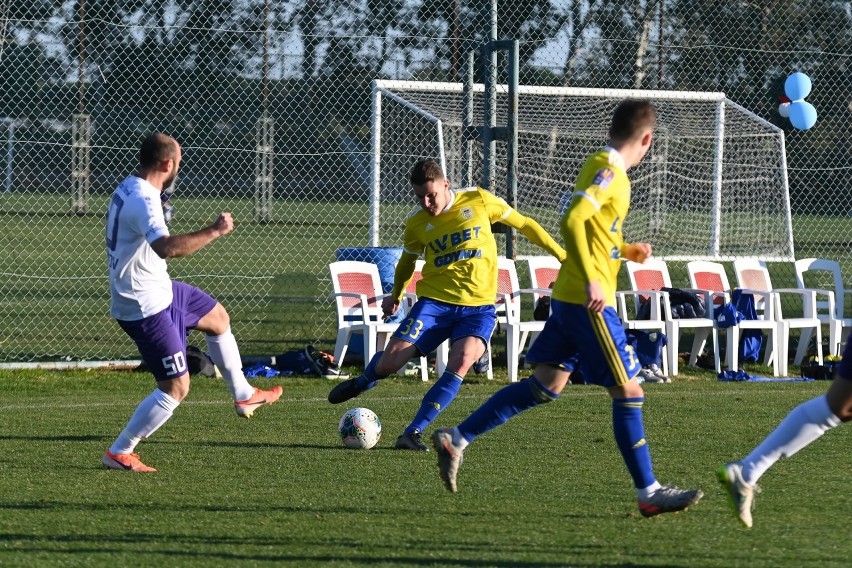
[732,289,764,362]
[625,329,668,368]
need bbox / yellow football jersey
[552,147,631,306]
[396,187,520,306]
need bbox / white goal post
[370,80,794,262]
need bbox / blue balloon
[785,72,812,101]
[789,101,817,130]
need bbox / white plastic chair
[625,258,720,376]
[616,286,671,377]
[525,256,562,305]
[794,258,851,357]
[498,257,556,382]
[687,260,785,376]
[518,256,561,365]
[329,260,428,380]
[733,258,823,367]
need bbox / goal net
[371,81,794,261]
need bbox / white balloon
[779,102,791,118]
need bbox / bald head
[136,132,182,191]
[139,132,179,169]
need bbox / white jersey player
[102,132,283,473]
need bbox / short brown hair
[410,158,445,186]
[139,132,178,168]
[608,100,656,142]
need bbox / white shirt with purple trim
[106,176,172,320]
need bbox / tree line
[0,0,849,207]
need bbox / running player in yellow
[328,158,567,451]
[431,100,704,517]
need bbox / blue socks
[406,371,464,433]
[354,351,385,391]
[612,397,656,489]
[457,376,558,442]
[449,382,657,491]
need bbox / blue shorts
[117,281,218,381]
[392,297,497,356]
[525,299,640,388]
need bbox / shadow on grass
[190,440,419,452]
[0,541,632,568]
[0,435,108,442]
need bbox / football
[338,407,382,449]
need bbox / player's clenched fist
[382,295,400,319]
[621,242,652,263]
[213,212,234,236]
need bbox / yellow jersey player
[431,100,705,518]
[328,158,567,451]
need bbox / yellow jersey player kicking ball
[431,100,704,517]
[328,158,567,451]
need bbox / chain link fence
[0,0,850,363]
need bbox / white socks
[109,389,180,454]
[741,395,841,485]
[205,328,255,402]
[449,427,470,450]
[637,481,663,501]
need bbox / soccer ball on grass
[338,407,382,449]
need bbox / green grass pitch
[0,366,850,567]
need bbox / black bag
[801,357,842,381]
[274,349,315,374]
[533,296,551,321]
[637,287,706,320]
[275,345,348,378]
[801,362,839,380]
[187,345,217,377]
[472,351,490,374]
[533,282,556,321]
[662,287,706,318]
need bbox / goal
[370,81,794,261]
